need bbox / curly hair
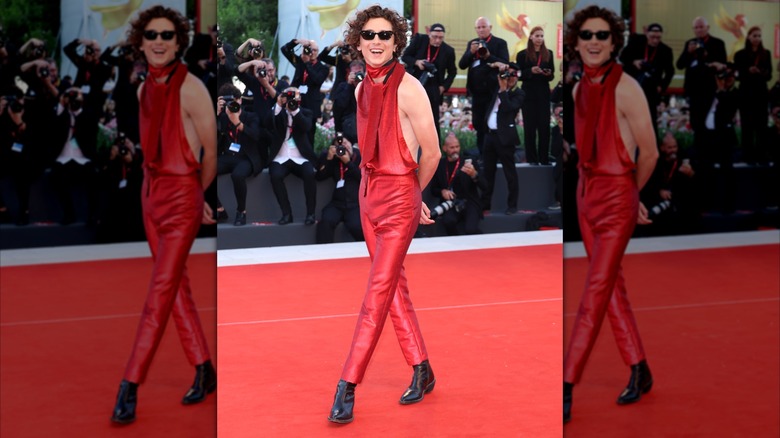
[343,5,408,60]
[127,5,190,60]
[525,26,550,63]
[564,5,625,61]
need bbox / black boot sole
[616,379,653,405]
[327,416,354,424]
[182,382,217,405]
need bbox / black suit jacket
[515,49,555,100]
[486,87,524,147]
[281,40,329,119]
[733,48,772,95]
[619,34,675,95]
[458,34,509,98]
[675,34,727,97]
[401,34,457,92]
[218,110,265,174]
[264,105,317,163]
[315,147,362,208]
[318,49,352,92]
[430,157,487,209]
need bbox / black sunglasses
[578,30,611,41]
[360,30,394,41]
[143,30,176,41]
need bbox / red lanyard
[665,160,678,182]
[426,43,440,62]
[644,44,657,63]
[447,158,460,187]
[536,51,543,66]
[339,162,345,180]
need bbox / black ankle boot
[399,359,435,405]
[563,382,573,423]
[111,380,138,424]
[328,380,356,424]
[182,360,217,405]
[617,359,653,405]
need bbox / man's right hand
[441,189,456,200]
[216,97,226,114]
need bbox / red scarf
[139,60,187,170]
[575,59,621,169]
[358,59,403,169]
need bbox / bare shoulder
[399,72,425,100]
[616,72,643,100]
[182,72,210,103]
[354,80,362,100]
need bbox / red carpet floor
[563,244,780,437]
[217,244,563,437]
[0,253,217,437]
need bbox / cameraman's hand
[441,189,456,201]
[687,41,698,54]
[633,60,644,70]
[461,162,477,178]
[327,145,337,160]
[660,189,672,201]
[469,41,479,55]
[216,96,226,114]
[709,61,726,71]
[420,201,435,225]
[415,59,426,70]
[498,74,508,91]
[246,38,262,47]
[637,202,652,225]
[217,46,225,61]
[679,160,694,177]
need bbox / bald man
[675,17,726,148]
[458,17,509,154]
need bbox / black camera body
[39,66,50,78]
[284,91,299,111]
[334,132,347,156]
[337,45,349,56]
[422,61,437,74]
[85,45,95,56]
[116,132,130,155]
[429,199,466,219]
[477,39,488,57]
[302,45,312,56]
[354,72,365,83]
[118,45,132,57]
[249,44,264,59]
[256,67,267,78]
[33,45,45,58]
[5,95,24,113]
[216,38,223,49]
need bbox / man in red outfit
[327,5,441,424]
[111,5,217,424]
[562,6,658,423]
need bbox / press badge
[287,138,297,149]
[70,138,80,150]
[119,179,127,189]
[11,142,23,153]
[298,85,309,94]
[336,179,345,189]
[81,85,91,94]
[229,142,241,152]
[472,59,481,68]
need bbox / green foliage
[438,126,526,152]
[0,0,59,62]
[217,0,278,65]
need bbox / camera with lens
[5,95,24,113]
[648,199,673,219]
[115,132,130,155]
[249,44,264,59]
[221,96,241,113]
[337,45,349,56]
[354,71,365,83]
[33,45,45,58]
[216,37,223,49]
[255,67,267,78]
[429,199,466,219]
[637,61,656,86]
[477,39,488,57]
[419,61,438,86]
[284,90,299,111]
[118,44,132,57]
[66,91,83,111]
[85,45,95,56]
[499,70,511,79]
[39,66,50,78]
[334,132,348,156]
[716,67,734,80]
[137,72,147,82]
[302,45,312,56]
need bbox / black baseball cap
[430,23,445,33]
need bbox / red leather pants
[341,172,428,384]
[563,172,646,384]
[123,173,211,383]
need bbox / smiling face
[576,18,614,68]
[359,17,395,68]
[141,18,179,68]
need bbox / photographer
[51,87,101,225]
[235,57,282,117]
[103,41,141,142]
[98,131,144,242]
[429,132,486,235]
[331,59,364,141]
[0,92,34,225]
[515,26,555,165]
[319,39,355,91]
[458,16,509,154]
[63,38,113,110]
[264,86,317,225]
[215,84,264,226]
[676,17,727,148]
[619,23,675,135]
[639,132,697,236]
[479,62,523,215]
[315,132,363,243]
[401,23,457,139]
[235,37,266,65]
[281,38,328,146]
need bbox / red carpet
[217,244,563,437]
[0,254,217,437]
[563,244,780,437]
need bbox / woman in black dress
[516,26,555,165]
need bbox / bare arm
[619,74,658,191]
[399,74,441,191]
[183,74,217,190]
